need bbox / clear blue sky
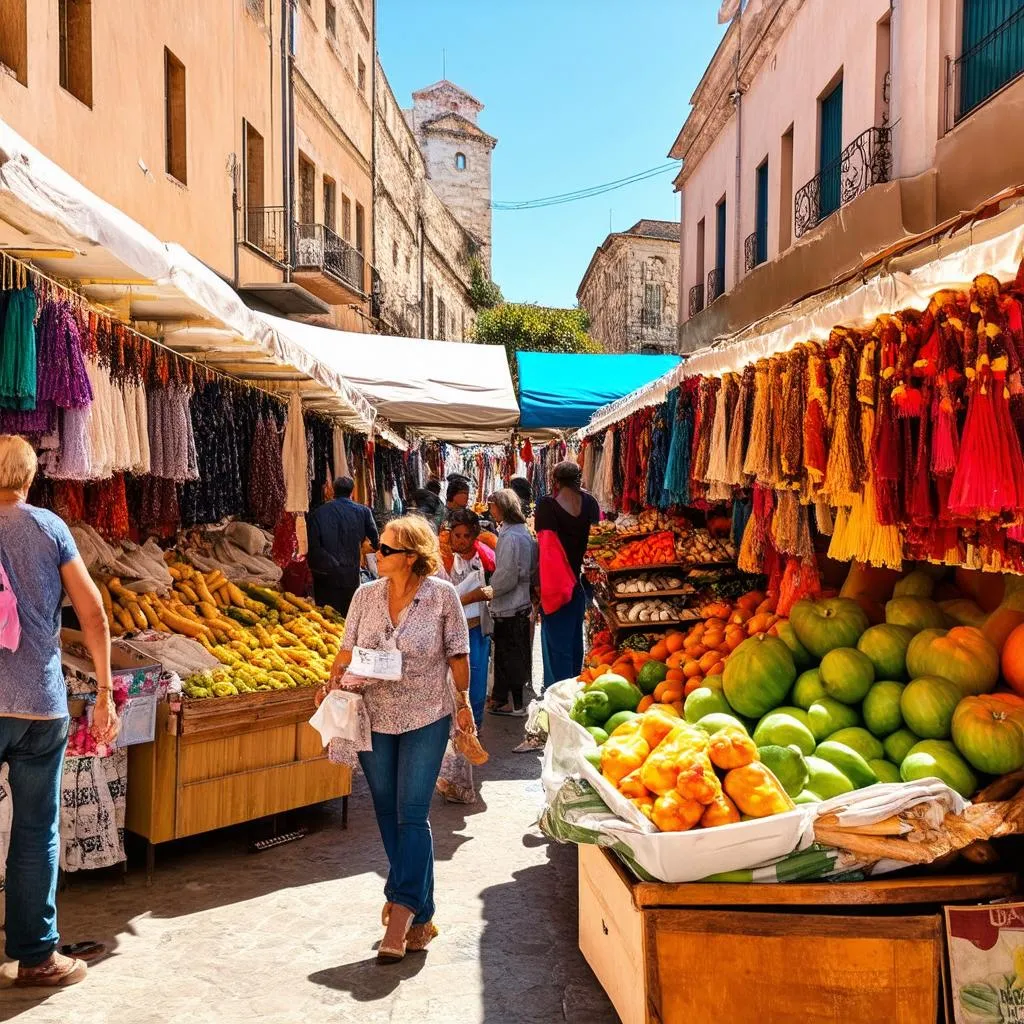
[377,0,727,308]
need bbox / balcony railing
[707,267,724,303]
[948,5,1024,129]
[688,282,704,318]
[794,125,893,239]
[293,222,365,294]
[743,231,759,273]
[243,206,288,264]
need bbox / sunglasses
[379,543,414,558]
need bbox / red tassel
[893,386,925,417]
[931,390,960,476]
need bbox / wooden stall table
[578,844,1019,1024]
[126,689,350,876]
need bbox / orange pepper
[651,789,704,832]
[701,790,741,828]
[708,725,759,770]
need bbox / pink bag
[538,529,576,615]
[0,555,20,652]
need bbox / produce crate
[578,844,1019,1024]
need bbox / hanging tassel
[823,333,864,505]
[725,364,754,486]
[742,362,772,482]
[803,348,829,489]
[779,348,807,486]
[814,494,834,537]
[704,374,732,485]
[770,489,801,555]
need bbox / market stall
[541,200,1024,1022]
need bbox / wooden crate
[126,692,351,845]
[578,844,1019,1024]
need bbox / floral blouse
[341,575,470,734]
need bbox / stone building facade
[406,80,497,275]
[577,220,680,353]
[373,69,496,340]
[0,0,376,332]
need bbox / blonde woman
[0,435,118,986]
[325,516,472,962]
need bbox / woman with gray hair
[0,435,118,986]
[485,489,538,716]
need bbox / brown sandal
[381,901,392,926]
[377,906,414,964]
[16,952,87,987]
[407,922,439,951]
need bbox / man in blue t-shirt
[307,477,379,615]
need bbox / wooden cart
[578,844,1019,1024]
[126,689,351,873]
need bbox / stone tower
[406,81,497,275]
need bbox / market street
[0,711,617,1024]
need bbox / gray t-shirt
[0,503,78,718]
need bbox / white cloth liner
[578,202,1024,438]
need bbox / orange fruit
[683,675,705,696]
[688,644,708,659]
[649,641,670,662]
[683,660,703,679]
[665,668,686,684]
[708,660,726,676]
[667,651,687,671]
[698,650,720,674]
[666,633,686,654]
[703,630,724,649]
[726,633,746,651]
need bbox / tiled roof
[626,219,681,240]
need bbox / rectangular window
[355,202,365,253]
[342,195,352,240]
[243,120,265,231]
[58,0,92,106]
[695,217,705,281]
[875,13,891,128]
[325,0,336,37]
[438,297,447,339]
[357,56,366,93]
[755,159,769,266]
[323,176,336,232]
[643,283,662,328]
[427,285,435,339]
[164,48,187,184]
[0,0,28,86]
[959,0,1024,119]
[779,126,794,251]
[298,153,315,224]
[818,78,844,220]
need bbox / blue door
[960,0,1024,119]
[714,199,727,296]
[818,80,843,220]
[755,161,769,265]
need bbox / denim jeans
[358,714,450,926]
[0,716,69,966]
[541,582,587,689]
[467,625,492,729]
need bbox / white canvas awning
[0,118,379,435]
[256,313,520,437]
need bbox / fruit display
[612,573,688,596]
[605,531,677,570]
[95,558,344,699]
[674,529,735,565]
[612,598,693,625]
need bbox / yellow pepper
[631,796,655,820]
[675,751,722,805]
[617,768,651,800]
[723,763,796,818]
[651,789,704,832]
[639,722,709,796]
[700,790,741,828]
[708,725,759,770]
[639,706,684,749]
[601,732,651,786]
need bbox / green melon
[862,680,906,737]
[819,647,875,704]
[757,744,809,797]
[825,727,884,762]
[791,669,826,710]
[790,598,870,659]
[722,635,796,719]
[807,698,862,742]
[900,676,961,740]
[683,686,732,724]
[869,759,902,784]
[696,713,749,736]
[753,711,816,756]
[884,597,947,633]
[814,741,879,789]
[856,624,914,681]
[805,755,856,799]
[774,619,813,670]
[883,728,920,765]
[900,740,978,798]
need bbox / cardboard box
[945,901,1024,1023]
[61,628,161,697]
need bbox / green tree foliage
[468,257,503,311]
[471,304,602,386]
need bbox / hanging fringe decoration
[742,362,772,482]
[725,364,754,486]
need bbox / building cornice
[668,0,804,187]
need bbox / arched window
[454,152,467,171]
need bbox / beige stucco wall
[677,0,1024,341]
[374,64,477,341]
[579,236,679,354]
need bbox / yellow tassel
[742,363,772,482]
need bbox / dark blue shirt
[307,497,379,578]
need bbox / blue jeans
[0,717,69,966]
[541,582,587,689]
[468,625,492,729]
[358,714,450,926]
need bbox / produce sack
[541,680,977,884]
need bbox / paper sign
[347,645,402,681]
[946,902,1024,1022]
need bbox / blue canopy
[516,352,681,429]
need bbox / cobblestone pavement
[0,670,619,1023]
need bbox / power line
[492,163,677,211]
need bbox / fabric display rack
[544,205,1024,1024]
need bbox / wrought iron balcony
[794,125,893,239]
[243,206,288,264]
[949,5,1024,128]
[744,231,759,273]
[293,222,365,295]
[707,267,724,303]
[688,282,704,318]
